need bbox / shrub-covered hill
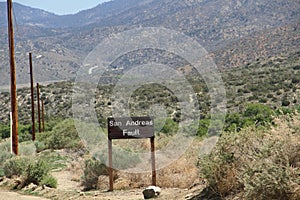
[0,51,299,127]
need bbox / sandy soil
[0,188,49,200]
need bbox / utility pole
[42,99,45,132]
[29,53,35,140]
[7,0,18,155]
[37,83,41,132]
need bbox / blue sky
[13,0,111,15]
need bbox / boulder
[143,186,161,199]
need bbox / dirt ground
[0,188,49,200]
[0,139,206,199]
[0,183,205,200]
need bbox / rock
[12,177,22,189]
[143,189,155,199]
[143,186,161,199]
[23,183,38,191]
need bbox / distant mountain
[0,0,150,28]
[0,0,299,86]
[0,2,59,27]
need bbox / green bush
[199,121,299,199]
[0,123,34,142]
[37,119,80,149]
[160,118,179,135]
[0,123,10,139]
[18,124,33,143]
[82,158,108,190]
[23,158,50,187]
[197,118,210,137]
[224,104,274,132]
[243,103,274,126]
[224,113,242,132]
[0,167,5,177]
[19,141,36,156]
[282,99,290,107]
[0,141,13,168]
[242,162,292,199]
[38,151,67,170]
[34,141,46,153]
[40,175,57,188]
[3,156,29,178]
[3,156,57,188]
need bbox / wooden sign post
[107,116,156,191]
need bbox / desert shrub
[296,106,300,113]
[34,141,46,153]
[292,65,300,70]
[199,117,299,199]
[282,99,290,107]
[160,118,179,135]
[3,156,29,178]
[0,168,4,177]
[224,104,274,132]
[3,156,57,188]
[18,124,33,142]
[197,118,210,137]
[0,141,13,167]
[0,123,10,139]
[23,159,50,186]
[183,117,211,137]
[266,93,274,98]
[242,162,293,200]
[37,119,80,149]
[40,174,57,188]
[224,113,242,132]
[243,103,274,126]
[19,141,36,156]
[82,158,108,190]
[38,151,67,170]
[276,107,293,115]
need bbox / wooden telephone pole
[42,99,45,132]
[37,83,41,133]
[7,0,18,155]
[29,53,35,140]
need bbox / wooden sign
[108,116,154,139]
[107,116,156,191]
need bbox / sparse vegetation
[82,158,108,190]
[3,156,57,189]
[36,119,81,150]
[199,114,300,200]
[3,156,29,178]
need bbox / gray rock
[143,186,161,199]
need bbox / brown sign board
[107,116,156,190]
[107,116,154,140]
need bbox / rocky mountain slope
[0,0,299,86]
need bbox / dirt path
[0,189,49,200]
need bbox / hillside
[0,51,299,125]
[0,0,299,86]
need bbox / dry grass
[94,138,202,190]
[199,114,300,199]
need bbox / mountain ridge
[0,0,299,86]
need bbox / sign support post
[108,138,113,191]
[151,136,156,186]
[107,116,155,191]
